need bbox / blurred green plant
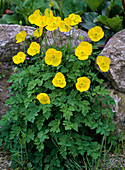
[85,0,107,12]
[0,0,10,16]
[0,0,48,25]
[49,0,87,18]
[80,0,125,36]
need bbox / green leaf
[48,120,60,133]
[62,0,87,17]
[36,115,46,131]
[85,0,107,11]
[97,15,123,32]
[80,12,99,30]
[10,126,21,139]
[63,121,78,131]
[2,14,21,24]
[22,129,35,143]
[42,72,53,81]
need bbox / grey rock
[99,29,125,92]
[42,27,92,50]
[0,24,36,62]
[109,89,125,139]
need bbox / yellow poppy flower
[49,1,54,7]
[16,31,27,43]
[28,9,41,25]
[88,26,104,42]
[68,13,82,26]
[44,8,53,17]
[34,27,43,38]
[13,52,26,64]
[75,41,92,60]
[64,18,72,25]
[35,15,46,27]
[36,93,51,104]
[52,72,66,88]
[76,77,91,92]
[45,48,62,67]
[27,42,40,56]
[59,19,71,32]
[46,16,61,31]
[96,56,111,72]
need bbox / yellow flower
[28,9,41,25]
[34,27,43,38]
[36,93,51,104]
[27,42,40,56]
[44,8,53,17]
[96,56,111,72]
[59,18,71,32]
[13,52,26,64]
[49,1,54,7]
[88,26,104,42]
[46,16,61,31]
[76,77,91,92]
[52,72,66,88]
[35,15,46,27]
[16,31,27,43]
[75,41,92,60]
[68,13,82,26]
[45,48,62,67]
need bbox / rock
[42,27,92,50]
[0,24,36,62]
[109,89,125,139]
[99,29,125,92]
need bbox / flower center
[81,51,84,55]
[101,62,105,65]
[52,55,55,58]
[42,96,47,101]
[57,79,62,83]
[18,57,22,61]
[94,33,98,36]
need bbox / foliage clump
[0,8,117,169]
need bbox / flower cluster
[13,52,26,64]
[28,8,82,32]
[12,8,111,105]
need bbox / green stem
[59,30,62,46]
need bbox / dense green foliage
[0,0,125,34]
[0,43,117,169]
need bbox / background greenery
[0,0,125,34]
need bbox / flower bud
[19,20,22,26]
[80,35,83,40]
[42,64,46,69]
[74,26,78,30]
[14,67,18,73]
[49,1,54,7]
